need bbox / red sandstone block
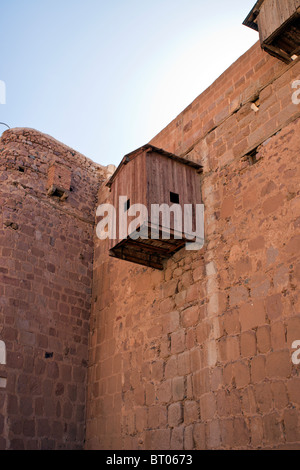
[196,321,211,345]
[232,418,250,448]
[250,416,264,448]
[284,409,300,443]
[37,418,51,437]
[47,362,59,380]
[263,412,283,445]
[151,360,164,381]
[190,348,202,372]
[23,419,35,438]
[164,357,178,379]
[229,285,248,307]
[20,396,33,417]
[226,336,240,362]
[161,279,178,298]
[272,381,289,409]
[239,300,266,331]
[256,326,271,354]
[160,297,175,314]
[10,439,25,450]
[157,380,172,404]
[174,291,187,308]
[220,196,235,219]
[286,316,300,345]
[186,329,196,350]
[151,429,171,451]
[285,235,300,256]
[168,403,183,428]
[270,321,286,350]
[210,367,223,392]
[184,425,194,450]
[287,378,300,406]
[217,337,227,363]
[240,331,257,358]
[162,311,180,334]
[222,310,240,336]
[206,420,221,449]
[265,294,283,321]
[130,369,141,389]
[148,405,167,430]
[200,393,216,421]
[184,401,199,425]
[186,283,204,303]
[169,427,184,450]
[233,360,250,388]
[179,271,193,291]
[177,351,191,376]
[265,350,292,378]
[181,305,199,329]
[147,325,163,339]
[233,138,249,158]
[262,193,285,216]
[193,422,206,450]
[160,338,170,359]
[172,376,185,401]
[135,407,147,433]
[193,265,204,283]
[250,355,266,383]
[171,330,185,355]
[248,236,265,252]
[219,418,234,448]
[254,382,273,413]
[216,390,232,417]
[7,351,24,370]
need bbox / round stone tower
[0,128,106,450]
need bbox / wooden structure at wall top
[106,144,203,270]
[244,0,300,64]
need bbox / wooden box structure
[244,0,300,63]
[106,144,203,270]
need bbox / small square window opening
[170,192,180,204]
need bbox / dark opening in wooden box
[106,145,203,270]
[244,0,300,63]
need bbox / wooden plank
[263,43,293,63]
[258,0,300,44]
[110,252,164,270]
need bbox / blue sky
[0,0,258,166]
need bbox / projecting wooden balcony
[106,144,203,270]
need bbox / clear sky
[0,0,258,167]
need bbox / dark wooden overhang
[243,0,264,31]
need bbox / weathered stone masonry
[0,129,107,449]
[86,42,300,450]
[0,39,300,450]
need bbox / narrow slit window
[124,199,131,212]
[247,148,258,166]
[51,188,65,198]
[170,192,180,204]
[0,341,6,365]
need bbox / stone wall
[86,42,300,450]
[0,128,107,449]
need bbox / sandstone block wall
[86,42,300,450]
[0,129,106,449]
